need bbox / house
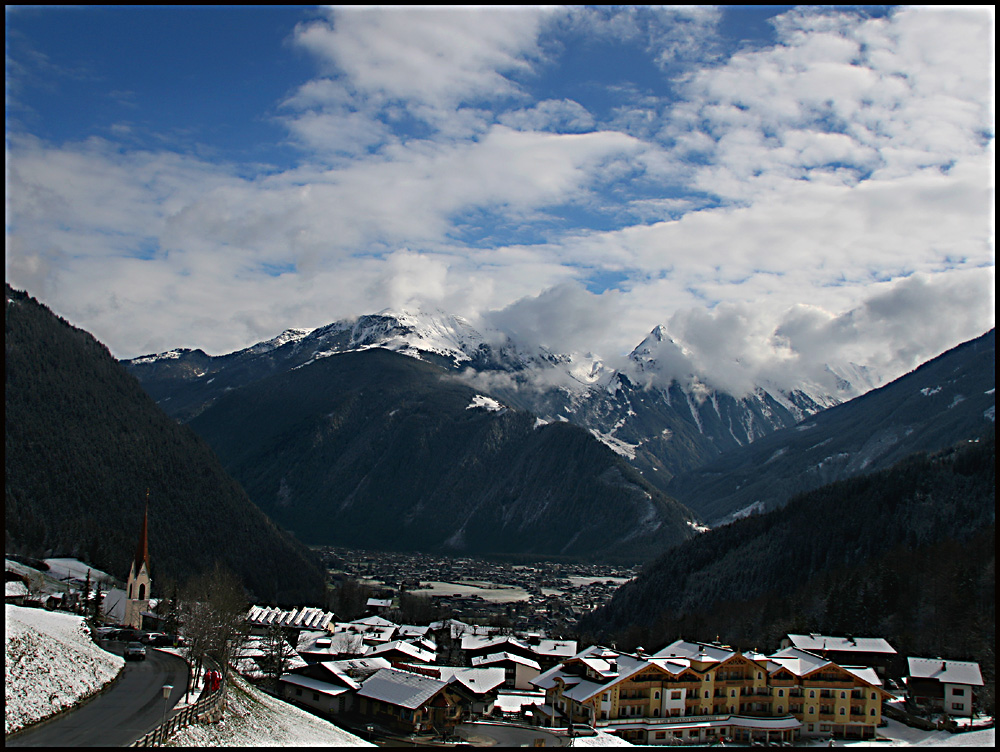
[763,646,892,738]
[396,664,506,717]
[471,651,542,690]
[279,657,390,715]
[781,633,899,678]
[5,578,29,606]
[366,597,393,614]
[530,640,892,745]
[906,657,984,717]
[355,667,469,734]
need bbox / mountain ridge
[124,308,877,489]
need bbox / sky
[5,5,995,394]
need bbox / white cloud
[4,6,993,392]
[293,7,550,111]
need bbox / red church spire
[133,489,150,574]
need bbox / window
[778,689,784,697]
[952,688,966,696]
[871,692,877,700]
[840,691,846,699]
[777,705,783,713]
[952,703,965,710]
[840,707,846,715]
[138,583,146,600]
[654,691,660,699]
[671,691,682,700]
[871,708,876,716]
[809,690,816,698]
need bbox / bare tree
[179,562,250,684]
[260,625,298,691]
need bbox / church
[123,498,152,630]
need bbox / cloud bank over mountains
[5,6,994,392]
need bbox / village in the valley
[5,508,993,748]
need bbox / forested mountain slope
[580,429,995,667]
[5,285,325,604]
[186,347,700,562]
[668,329,995,524]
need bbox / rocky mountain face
[666,328,996,524]
[4,285,326,605]
[124,308,872,493]
[183,346,701,562]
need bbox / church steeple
[124,490,152,629]
[132,491,150,576]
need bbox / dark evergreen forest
[5,285,326,605]
[187,346,697,562]
[579,430,994,705]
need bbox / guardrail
[131,664,228,747]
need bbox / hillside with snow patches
[5,605,124,735]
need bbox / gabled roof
[279,673,351,697]
[652,639,735,663]
[366,639,436,663]
[787,634,897,655]
[767,646,835,677]
[907,658,984,686]
[472,652,541,671]
[351,615,397,628]
[357,668,449,709]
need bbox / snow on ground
[467,394,505,412]
[5,604,124,735]
[165,671,372,747]
[829,717,995,747]
[42,557,115,584]
[571,730,635,746]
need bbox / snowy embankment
[165,671,372,747]
[5,604,124,736]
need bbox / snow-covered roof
[787,633,897,655]
[349,614,397,628]
[471,652,541,671]
[842,666,884,687]
[767,646,834,677]
[279,674,351,697]
[247,605,336,631]
[356,668,448,709]
[366,598,392,608]
[907,658,984,687]
[434,667,506,694]
[652,639,735,663]
[6,581,29,598]
[366,640,436,663]
[529,639,577,658]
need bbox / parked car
[124,642,147,661]
[140,632,171,646]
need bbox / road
[7,644,191,747]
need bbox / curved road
[7,644,191,747]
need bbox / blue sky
[5,5,995,395]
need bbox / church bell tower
[124,492,152,630]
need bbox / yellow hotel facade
[531,640,893,745]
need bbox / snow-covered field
[5,604,124,735]
[165,671,372,747]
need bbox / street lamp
[160,684,173,746]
